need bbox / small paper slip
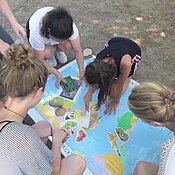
[80,111,90,128]
[80,103,91,128]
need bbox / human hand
[12,22,26,38]
[84,91,92,111]
[104,100,119,116]
[0,39,10,56]
[52,127,70,145]
[55,74,67,88]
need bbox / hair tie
[163,95,170,103]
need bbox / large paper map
[29,58,172,175]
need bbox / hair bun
[5,44,33,69]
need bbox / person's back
[0,122,54,175]
[0,44,85,175]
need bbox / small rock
[135,17,143,21]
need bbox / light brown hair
[0,44,48,99]
[128,82,175,123]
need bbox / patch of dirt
[1,0,175,87]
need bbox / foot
[54,51,67,64]
[47,55,57,67]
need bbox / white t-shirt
[157,135,175,175]
[29,7,79,51]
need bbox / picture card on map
[60,76,78,93]
[60,77,81,102]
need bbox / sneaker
[54,51,67,64]
[47,55,57,67]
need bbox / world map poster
[29,57,172,175]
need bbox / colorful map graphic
[29,58,172,175]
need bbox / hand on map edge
[104,100,119,116]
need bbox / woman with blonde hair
[128,82,175,175]
[0,44,85,175]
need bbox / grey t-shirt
[0,122,54,175]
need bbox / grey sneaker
[54,51,67,64]
[47,55,57,67]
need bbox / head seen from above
[128,82,175,126]
[0,44,49,106]
[40,6,73,40]
[84,60,117,109]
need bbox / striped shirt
[0,122,54,175]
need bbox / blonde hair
[0,44,48,99]
[128,82,175,123]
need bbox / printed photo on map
[60,77,81,101]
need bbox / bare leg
[57,40,73,52]
[60,155,86,175]
[44,45,54,59]
[134,161,159,175]
[32,120,51,144]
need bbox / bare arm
[32,122,69,175]
[113,54,132,102]
[33,49,64,87]
[84,86,97,111]
[70,36,84,78]
[104,54,131,115]
[0,39,10,56]
[50,128,69,175]
[0,0,26,37]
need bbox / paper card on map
[80,110,90,128]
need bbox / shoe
[54,51,67,64]
[47,55,57,67]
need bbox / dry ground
[1,0,175,87]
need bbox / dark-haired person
[0,44,85,175]
[26,7,84,87]
[0,0,26,59]
[84,37,141,115]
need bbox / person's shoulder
[69,22,79,40]
[4,122,37,139]
[158,136,175,175]
[30,7,54,22]
[109,37,135,44]
[34,7,54,14]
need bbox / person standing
[0,0,26,58]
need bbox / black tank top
[0,120,15,132]
[96,37,141,78]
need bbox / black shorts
[0,25,14,59]
[26,18,30,42]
